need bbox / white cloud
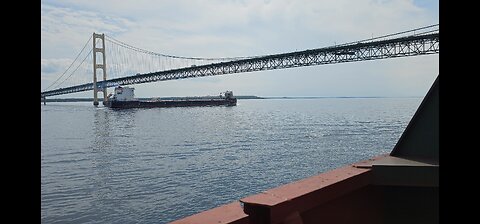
[41,58,71,74]
[41,3,136,58]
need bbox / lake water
[41,98,421,223]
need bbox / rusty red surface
[240,154,388,206]
[239,158,382,224]
[169,201,248,224]
[241,165,371,206]
[169,154,436,224]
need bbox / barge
[105,86,237,109]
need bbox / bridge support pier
[92,33,107,106]
[43,97,46,105]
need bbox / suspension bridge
[41,24,439,105]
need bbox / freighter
[105,86,237,109]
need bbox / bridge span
[41,26,439,101]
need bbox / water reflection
[89,108,141,222]
[92,108,139,150]
[92,108,112,151]
[90,108,114,219]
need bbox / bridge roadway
[41,33,438,98]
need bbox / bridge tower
[92,33,108,106]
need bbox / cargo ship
[105,86,237,109]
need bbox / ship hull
[106,98,237,109]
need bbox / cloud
[41,58,70,74]
[41,58,77,81]
[43,0,435,55]
[41,3,136,58]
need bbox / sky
[41,0,439,98]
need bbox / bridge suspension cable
[43,35,93,91]
[105,35,253,61]
[103,34,262,82]
[338,24,439,47]
[53,47,93,89]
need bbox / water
[41,98,421,223]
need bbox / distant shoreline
[43,96,421,102]
[262,96,421,99]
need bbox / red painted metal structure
[171,76,439,224]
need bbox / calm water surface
[41,98,421,223]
